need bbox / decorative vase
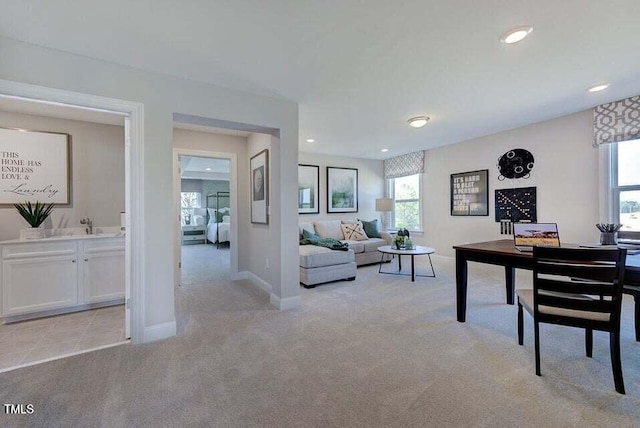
[600,232,617,246]
[22,227,45,240]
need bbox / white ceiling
[3,1,640,159]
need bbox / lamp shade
[375,198,393,212]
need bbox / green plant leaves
[13,201,55,228]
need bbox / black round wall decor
[497,148,534,180]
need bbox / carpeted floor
[1,255,640,427]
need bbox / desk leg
[505,266,515,305]
[456,250,468,322]
[411,255,415,282]
[398,254,402,271]
[635,295,640,342]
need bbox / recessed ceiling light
[205,168,211,171]
[408,116,430,128]
[381,149,389,152]
[306,138,315,143]
[588,83,609,93]
[500,26,533,44]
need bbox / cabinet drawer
[81,238,125,254]
[2,241,77,260]
[182,226,204,232]
[183,235,204,242]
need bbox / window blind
[383,150,425,179]
[593,94,640,146]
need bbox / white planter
[21,228,45,240]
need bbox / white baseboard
[235,270,273,294]
[270,294,301,311]
[144,320,176,343]
[231,271,249,281]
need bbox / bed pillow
[193,215,205,226]
[222,215,230,223]
[340,222,368,241]
[359,219,381,238]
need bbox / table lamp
[375,198,393,231]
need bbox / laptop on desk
[513,223,561,252]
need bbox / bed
[206,191,230,248]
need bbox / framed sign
[450,169,489,216]
[298,164,319,214]
[327,167,358,213]
[250,149,269,224]
[0,127,71,206]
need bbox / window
[389,174,421,231]
[612,139,640,233]
[180,192,201,224]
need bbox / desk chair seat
[516,247,627,394]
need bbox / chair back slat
[536,262,618,283]
[537,277,617,297]
[532,247,627,326]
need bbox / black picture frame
[326,167,358,213]
[250,149,269,224]
[298,164,320,214]
[450,169,489,216]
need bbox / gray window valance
[593,94,640,146]
[383,150,425,179]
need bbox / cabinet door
[2,255,78,316]
[83,251,125,303]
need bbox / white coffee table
[377,245,436,282]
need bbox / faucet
[80,218,93,235]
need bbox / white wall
[0,36,299,335]
[419,109,599,257]
[0,111,124,241]
[298,152,384,224]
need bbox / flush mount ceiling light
[407,116,429,128]
[588,83,610,93]
[205,168,211,171]
[306,138,315,143]
[381,148,389,152]
[500,26,533,44]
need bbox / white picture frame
[0,127,71,206]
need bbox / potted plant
[14,201,55,239]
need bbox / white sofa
[299,220,392,288]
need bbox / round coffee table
[377,245,436,282]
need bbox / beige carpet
[1,255,640,427]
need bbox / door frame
[0,79,145,343]
[173,148,239,286]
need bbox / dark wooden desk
[453,239,640,339]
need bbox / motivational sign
[450,169,489,216]
[0,127,70,205]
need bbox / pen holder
[600,232,618,246]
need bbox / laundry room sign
[0,127,71,205]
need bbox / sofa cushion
[359,219,381,238]
[299,222,315,237]
[362,237,388,253]
[299,245,355,268]
[341,240,365,253]
[340,222,368,241]
[313,220,344,240]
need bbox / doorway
[178,155,232,286]
[0,93,133,372]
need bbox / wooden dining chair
[516,246,628,394]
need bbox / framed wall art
[0,127,71,206]
[495,187,537,222]
[327,167,358,213]
[250,149,269,224]
[450,169,489,216]
[298,164,319,214]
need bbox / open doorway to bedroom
[178,154,231,286]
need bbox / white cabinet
[80,239,125,304]
[1,237,125,319]
[182,225,206,245]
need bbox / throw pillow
[302,229,321,240]
[340,222,368,241]
[359,219,381,238]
